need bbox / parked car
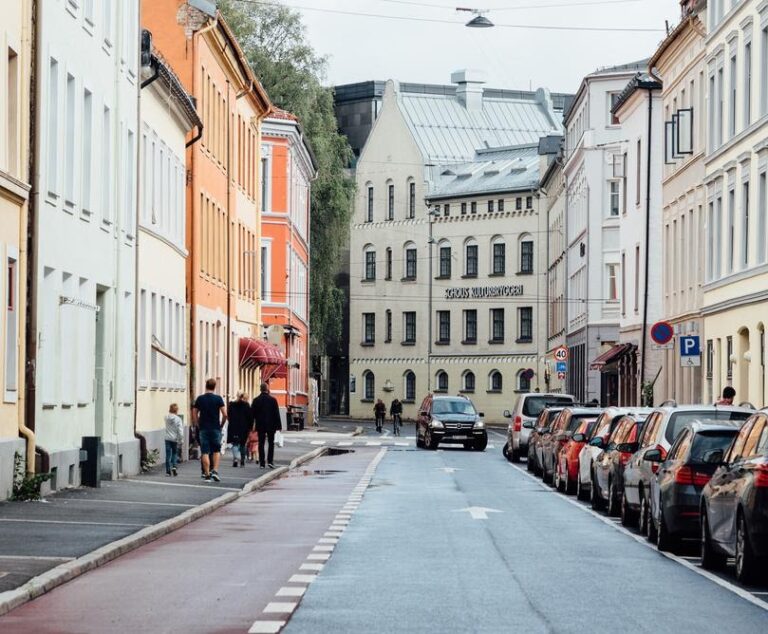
[577,407,653,501]
[526,407,568,474]
[503,393,574,462]
[555,417,598,495]
[622,405,754,538]
[646,420,745,552]
[540,408,601,485]
[701,412,768,583]
[416,394,487,451]
[591,414,648,516]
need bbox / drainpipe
[640,86,654,406]
[225,80,232,403]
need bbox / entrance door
[94,287,107,437]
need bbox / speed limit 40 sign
[554,346,569,362]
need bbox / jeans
[258,430,276,466]
[231,442,246,463]
[393,415,401,436]
[376,415,384,430]
[199,428,222,454]
[165,440,179,473]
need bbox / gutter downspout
[640,86,654,406]
[225,80,232,403]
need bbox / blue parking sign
[679,336,700,357]
[556,362,567,373]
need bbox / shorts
[199,428,223,454]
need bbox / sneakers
[203,474,212,482]
[260,464,266,469]
[233,460,238,468]
[267,463,275,469]
[166,472,172,477]
[240,462,245,468]
[210,471,221,482]
[171,467,178,477]
[200,473,207,480]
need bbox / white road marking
[248,621,285,634]
[55,498,196,508]
[366,441,382,446]
[276,586,306,598]
[0,519,149,528]
[263,602,297,614]
[487,444,496,449]
[337,441,353,446]
[310,440,326,446]
[452,506,502,520]
[395,442,410,446]
[313,545,334,552]
[405,436,415,439]
[318,538,338,544]
[123,479,241,491]
[437,467,461,474]
[0,555,75,561]
[510,464,768,613]
[289,574,317,584]
[300,563,324,571]
[307,553,330,561]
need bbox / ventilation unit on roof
[484,168,500,176]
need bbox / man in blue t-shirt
[192,378,228,482]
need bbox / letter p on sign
[680,336,700,357]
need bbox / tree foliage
[220,0,354,348]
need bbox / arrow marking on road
[437,467,461,474]
[453,506,502,520]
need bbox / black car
[646,420,745,552]
[526,407,566,474]
[701,412,768,583]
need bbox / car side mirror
[419,411,429,417]
[644,448,662,463]
[617,442,638,454]
[522,420,535,429]
[702,449,725,465]
[589,437,604,449]
[572,433,586,443]
[503,410,512,418]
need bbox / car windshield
[433,399,476,416]
[666,411,751,444]
[567,415,596,433]
[522,396,574,417]
[690,431,740,463]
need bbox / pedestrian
[192,378,227,482]
[246,428,260,463]
[390,398,402,436]
[374,399,386,433]
[227,392,253,468]
[251,383,282,469]
[165,403,184,477]
[716,386,736,406]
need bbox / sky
[290,0,681,94]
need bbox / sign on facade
[680,335,701,367]
[650,321,674,345]
[554,346,568,362]
[445,285,524,300]
[556,362,567,373]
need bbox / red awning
[590,343,634,370]
[239,338,287,380]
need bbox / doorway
[94,287,107,437]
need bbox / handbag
[275,430,284,448]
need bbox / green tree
[220,0,354,348]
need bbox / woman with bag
[227,392,253,468]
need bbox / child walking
[165,403,184,476]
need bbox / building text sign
[445,285,524,300]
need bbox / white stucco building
[348,71,567,421]
[30,0,140,488]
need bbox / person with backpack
[390,398,403,436]
[374,399,386,433]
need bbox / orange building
[142,1,273,405]
[261,111,316,422]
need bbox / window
[607,263,619,300]
[439,246,451,278]
[364,247,376,281]
[488,200,494,213]
[727,187,735,274]
[729,52,737,138]
[609,181,620,216]
[387,183,394,220]
[405,246,417,279]
[437,311,450,344]
[762,26,768,116]
[715,194,723,278]
[124,128,136,237]
[743,181,750,269]
[63,74,76,205]
[526,196,533,209]
[404,371,416,402]
[101,105,112,221]
[463,309,477,343]
[634,246,640,313]
[363,313,375,344]
[261,156,270,211]
[609,92,621,125]
[436,371,449,392]
[81,89,93,214]
[465,243,478,277]
[434,205,440,216]
[492,241,505,275]
[717,66,724,147]
[517,370,531,392]
[759,172,767,263]
[744,40,752,126]
[489,371,502,392]
[4,254,18,399]
[363,371,375,400]
[520,240,534,274]
[385,247,393,280]
[385,310,392,343]
[471,201,477,214]
[461,202,467,215]
[635,139,642,206]
[6,48,18,176]
[403,312,416,344]
[443,203,450,217]
[490,308,504,343]
[408,180,416,218]
[518,307,533,342]
[726,335,733,380]
[515,197,522,211]
[463,371,476,393]
[366,185,373,222]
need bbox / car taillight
[620,453,631,466]
[675,466,711,486]
[514,416,522,432]
[754,465,768,488]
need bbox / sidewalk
[0,435,332,603]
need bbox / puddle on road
[286,469,348,479]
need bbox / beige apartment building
[651,10,708,405]
[702,0,768,408]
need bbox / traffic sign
[650,321,674,345]
[556,362,567,373]
[681,355,701,367]
[557,371,566,380]
[554,346,569,362]
[680,336,701,357]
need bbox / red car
[555,418,598,495]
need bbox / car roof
[599,406,654,417]
[652,405,755,417]
[683,419,745,433]
[521,393,574,398]
[432,395,470,401]
[564,407,604,415]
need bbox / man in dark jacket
[251,383,282,468]
[227,392,253,468]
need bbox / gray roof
[396,86,563,164]
[428,145,540,200]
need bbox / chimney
[451,69,486,111]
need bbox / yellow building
[0,0,31,497]
[702,0,768,407]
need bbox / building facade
[135,52,200,460]
[0,0,31,496]
[348,72,566,421]
[261,111,316,421]
[29,0,141,487]
[701,0,768,408]
[563,61,647,405]
[652,11,707,405]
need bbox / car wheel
[526,447,535,471]
[700,509,726,571]
[502,443,509,458]
[639,490,650,536]
[474,437,487,452]
[425,429,437,450]
[735,512,761,584]
[620,492,636,527]
[656,508,676,552]
[607,480,620,517]
[511,447,521,463]
[590,471,604,511]
[416,430,425,448]
[542,461,553,485]
[576,475,589,501]
[564,467,576,496]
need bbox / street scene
[2,0,768,631]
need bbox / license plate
[450,435,469,440]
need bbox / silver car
[503,393,575,462]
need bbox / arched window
[489,370,502,392]
[438,239,452,278]
[386,179,395,220]
[462,370,476,393]
[517,369,531,392]
[464,238,478,277]
[363,244,376,281]
[385,247,393,280]
[407,178,416,219]
[519,234,534,274]
[403,241,417,280]
[436,370,449,393]
[491,235,506,275]
[363,370,375,400]
[365,182,374,222]
[404,371,416,401]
